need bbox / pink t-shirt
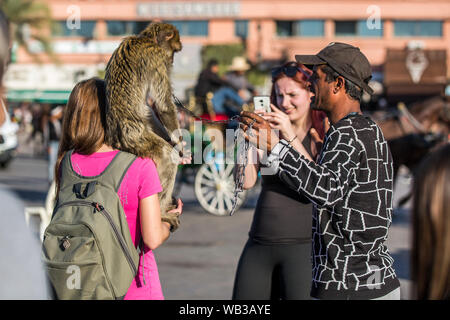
[71,150,164,300]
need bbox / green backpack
[42,150,140,300]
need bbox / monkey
[104,22,183,231]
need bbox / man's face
[211,64,219,74]
[308,65,333,113]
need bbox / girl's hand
[168,198,183,216]
[179,152,192,165]
[261,104,296,141]
[178,141,192,165]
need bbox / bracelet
[287,135,297,143]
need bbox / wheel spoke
[223,188,235,198]
[202,188,215,202]
[223,163,234,179]
[224,192,233,212]
[209,163,222,180]
[201,166,215,180]
[200,177,216,188]
[217,191,224,213]
[210,196,218,210]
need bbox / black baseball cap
[295,42,374,95]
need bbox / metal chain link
[173,95,241,124]
[229,121,254,216]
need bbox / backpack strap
[95,151,137,192]
[60,149,137,192]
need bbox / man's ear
[334,76,345,94]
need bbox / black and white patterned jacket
[264,113,400,299]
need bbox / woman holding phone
[232,61,327,300]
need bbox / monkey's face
[170,30,182,64]
[171,29,182,53]
[143,23,182,64]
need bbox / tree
[0,0,55,62]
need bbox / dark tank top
[249,133,313,245]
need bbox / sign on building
[137,1,241,18]
[4,64,103,103]
[384,49,447,96]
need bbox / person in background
[0,8,49,299]
[232,62,326,300]
[224,56,257,103]
[29,103,45,156]
[194,58,244,117]
[411,143,450,300]
[45,105,63,183]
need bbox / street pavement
[1,139,413,300]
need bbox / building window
[52,21,96,38]
[276,21,294,37]
[235,20,248,38]
[335,20,383,37]
[166,20,208,36]
[276,20,324,37]
[394,20,442,37]
[296,20,324,37]
[335,21,356,36]
[106,21,150,36]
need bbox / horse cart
[369,46,450,206]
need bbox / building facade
[4,0,450,103]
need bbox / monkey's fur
[104,22,183,231]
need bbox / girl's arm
[139,194,170,250]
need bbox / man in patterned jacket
[240,42,401,300]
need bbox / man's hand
[239,111,280,153]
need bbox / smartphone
[253,96,271,113]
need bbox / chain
[229,121,254,216]
[173,95,241,124]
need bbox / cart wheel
[194,162,247,216]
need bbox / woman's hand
[257,104,296,142]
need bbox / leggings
[232,238,311,300]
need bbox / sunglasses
[271,62,311,80]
